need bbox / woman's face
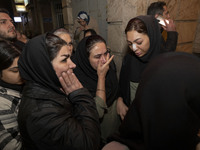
[89,42,108,70]
[126,30,150,57]
[1,57,24,85]
[58,33,73,53]
[52,45,76,78]
[78,19,87,27]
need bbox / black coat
[18,82,100,150]
[110,52,200,150]
[18,34,100,150]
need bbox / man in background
[0,8,17,41]
[147,1,178,52]
[0,8,26,51]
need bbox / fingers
[104,54,114,66]
[59,70,83,95]
[165,19,176,31]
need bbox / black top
[110,52,200,150]
[72,37,119,107]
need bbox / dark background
[0,0,14,18]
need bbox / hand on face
[162,19,176,31]
[97,53,114,78]
[59,70,83,95]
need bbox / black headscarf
[112,52,200,149]
[18,34,65,95]
[72,37,119,107]
[119,15,162,106]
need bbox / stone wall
[107,0,200,76]
[62,0,73,32]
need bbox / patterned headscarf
[77,11,90,25]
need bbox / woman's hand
[59,70,83,95]
[117,97,128,120]
[97,54,114,78]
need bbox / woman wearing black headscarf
[117,15,172,120]
[72,35,121,146]
[104,52,200,150]
[17,33,100,150]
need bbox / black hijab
[119,15,162,106]
[72,37,119,107]
[18,34,64,95]
[112,52,200,150]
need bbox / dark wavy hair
[125,18,147,34]
[147,1,166,16]
[0,8,10,15]
[84,29,97,37]
[0,40,20,72]
[45,33,68,61]
[85,35,106,57]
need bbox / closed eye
[9,67,19,73]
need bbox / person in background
[0,8,16,41]
[17,33,100,150]
[16,30,29,43]
[53,28,74,54]
[0,8,26,51]
[104,52,200,150]
[72,35,121,147]
[74,11,99,47]
[14,30,29,51]
[0,39,23,150]
[147,1,178,52]
[117,15,172,120]
[84,28,97,37]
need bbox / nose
[8,20,15,27]
[69,58,76,69]
[100,55,107,63]
[132,43,137,52]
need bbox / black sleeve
[27,88,100,150]
[161,31,178,52]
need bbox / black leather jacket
[18,82,100,150]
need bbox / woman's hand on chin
[59,70,83,95]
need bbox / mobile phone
[156,15,169,26]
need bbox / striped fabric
[0,86,21,150]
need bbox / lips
[8,28,16,33]
[135,52,141,56]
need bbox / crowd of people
[0,1,199,150]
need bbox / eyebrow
[127,38,141,43]
[61,54,71,57]
[94,51,108,57]
[0,19,6,21]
